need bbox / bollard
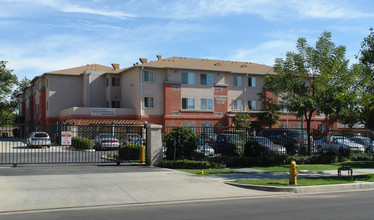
[140,145,145,164]
[289,161,298,185]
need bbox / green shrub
[163,127,198,160]
[119,144,143,161]
[157,160,225,169]
[338,148,353,158]
[244,138,269,157]
[71,136,94,150]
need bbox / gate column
[146,124,163,166]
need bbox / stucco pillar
[146,124,163,166]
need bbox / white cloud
[60,4,137,19]
[228,40,295,66]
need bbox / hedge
[71,136,94,150]
[119,144,144,161]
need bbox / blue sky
[1,0,374,80]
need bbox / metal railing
[0,123,147,165]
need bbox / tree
[0,61,18,124]
[231,108,251,128]
[265,31,354,155]
[163,127,199,160]
[257,93,280,128]
[357,27,374,130]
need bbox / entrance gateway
[0,123,157,165]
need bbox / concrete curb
[225,181,374,193]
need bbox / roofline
[119,65,274,75]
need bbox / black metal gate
[0,123,146,165]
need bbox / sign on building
[61,131,72,146]
[91,108,117,116]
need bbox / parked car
[261,129,313,155]
[93,133,119,150]
[349,136,374,153]
[253,136,287,155]
[26,132,51,148]
[196,139,215,156]
[315,136,365,153]
[124,133,142,145]
[209,133,243,156]
[199,133,217,143]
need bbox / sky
[1,0,374,80]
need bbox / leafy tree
[163,127,199,160]
[0,61,19,124]
[357,27,374,129]
[257,93,280,128]
[265,32,354,155]
[231,105,251,128]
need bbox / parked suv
[260,129,313,155]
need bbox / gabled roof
[136,56,274,75]
[47,64,123,75]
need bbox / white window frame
[144,97,154,108]
[233,99,242,110]
[234,76,242,87]
[248,100,256,110]
[200,73,213,86]
[182,98,195,110]
[201,98,214,110]
[144,71,154,82]
[248,77,256,87]
[112,77,120,86]
[182,72,195,84]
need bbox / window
[112,100,120,108]
[181,123,195,128]
[201,98,214,110]
[234,76,242,87]
[112,77,120,86]
[182,72,195,84]
[280,124,290,128]
[200,73,213,85]
[248,77,256,87]
[144,71,154,82]
[233,99,242,110]
[106,101,109,108]
[248,100,256,110]
[144,97,154,108]
[278,101,288,112]
[182,98,195,110]
[294,124,302,129]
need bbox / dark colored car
[210,133,243,156]
[260,129,313,155]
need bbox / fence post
[146,124,163,166]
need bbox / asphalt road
[1,190,373,220]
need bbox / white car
[196,140,215,156]
[26,132,51,148]
[94,133,120,150]
[124,133,142,145]
[315,136,365,153]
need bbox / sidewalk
[0,165,283,213]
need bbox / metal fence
[162,126,374,159]
[0,123,146,165]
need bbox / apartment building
[19,56,335,129]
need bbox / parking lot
[0,138,120,164]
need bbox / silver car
[26,132,51,148]
[315,136,365,153]
[94,133,120,150]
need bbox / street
[1,190,373,220]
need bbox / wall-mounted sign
[214,95,227,104]
[91,108,117,116]
[61,131,72,146]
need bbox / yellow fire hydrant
[289,161,298,185]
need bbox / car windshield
[34,133,48,138]
[255,137,273,145]
[99,134,115,139]
[289,131,308,139]
[225,134,241,143]
[358,138,371,145]
[335,138,352,144]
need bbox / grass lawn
[233,174,374,186]
[251,161,374,172]
[177,168,244,175]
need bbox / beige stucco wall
[46,75,83,118]
[82,71,107,107]
[141,68,166,115]
[120,68,140,111]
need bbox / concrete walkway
[0,165,283,213]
